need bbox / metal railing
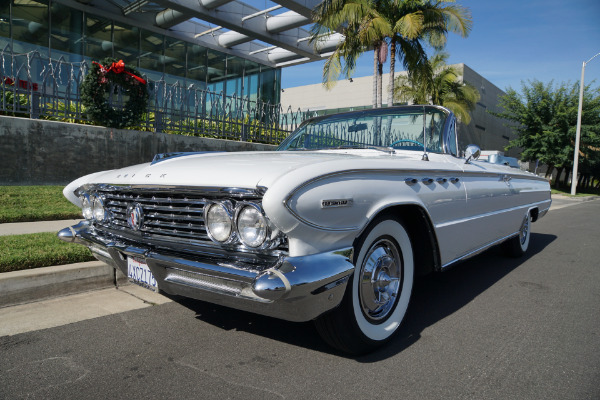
[0,47,313,145]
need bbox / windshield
[278,106,449,153]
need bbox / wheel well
[367,205,441,277]
[530,207,539,222]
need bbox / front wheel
[314,218,414,354]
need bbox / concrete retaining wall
[0,116,276,185]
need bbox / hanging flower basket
[81,58,148,129]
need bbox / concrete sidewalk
[0,285,172,337]
[0,219,81,236]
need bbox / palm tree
[310,0,391,107]
[311,0,472,108]
[385,1,472,108]
[394,51,480,123]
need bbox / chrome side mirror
[464,144,481,164]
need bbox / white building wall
[281,72,404,111]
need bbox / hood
[75,151,395,189]
[63,150,462,206]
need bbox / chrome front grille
[86,186,287,254]
[101,190,210,241]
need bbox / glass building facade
[0,0,281,105]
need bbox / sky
[280,0,600,93]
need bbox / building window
[164,36,186,79]
[50,3,83,62]
[186,44,207,86]
[1,1,281,107]
[112,21,139,67]
[84,14,112,61]
[0,2,10,43]
[11,0,49,54]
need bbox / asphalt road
[1,200,599,400]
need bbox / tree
[384,1,472,108]
[393,51,480,123]
[310,0,472,108]
[310,0,391,108]
[492,80,600,188]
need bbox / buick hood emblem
[127,203,144,231]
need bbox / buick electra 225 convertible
[59,105,551,354]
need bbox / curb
[0,261,128,308]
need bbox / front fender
[263,170,432,257]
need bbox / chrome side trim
[441,231,519,269]
[283,167,546,232]
[283,169,549,231]
[435,200,550,229]
[283,169,457,232]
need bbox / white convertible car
[59,105,551,354]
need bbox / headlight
[92,196,107,222]
[81,195,93,220]
[205,202,233,243]
[236,204,268,248]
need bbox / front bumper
[58,221,354,322]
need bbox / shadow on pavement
[173,232,557,360]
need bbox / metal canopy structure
[56,0,341,68]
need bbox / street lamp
[571,51,600,195]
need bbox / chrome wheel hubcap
[359,238,402,322]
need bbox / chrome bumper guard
[58,221,354,322]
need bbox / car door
[455,160,519,257]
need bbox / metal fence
[0,47,313,145]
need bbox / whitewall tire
[315,217,414,354]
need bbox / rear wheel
[315,218,414,354]
[503,211,531,257]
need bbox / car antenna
[422,106,429,161]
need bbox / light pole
[571,52,600,195]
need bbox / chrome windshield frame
[277,105,455,155]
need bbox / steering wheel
[389,139,424,148]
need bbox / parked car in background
[59,105,551,354]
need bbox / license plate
[127,257,158,292]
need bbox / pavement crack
[174,359,286,399]
[118,287,159,306]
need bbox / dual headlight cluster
[205,201,274,249]
[80,193,109,222]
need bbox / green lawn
[551,187,600,197]
[0,232,95,273]
[0,186,82,223]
